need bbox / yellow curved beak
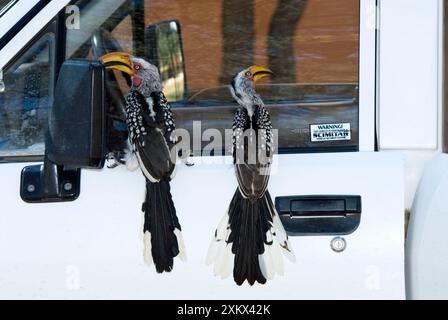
[249,66,274,83]
[100,52,135,76]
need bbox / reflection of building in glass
[137,0,360,94]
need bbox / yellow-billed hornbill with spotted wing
[206,66,295,286]
[100,52,185,273]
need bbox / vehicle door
[0,0,405,299]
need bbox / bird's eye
[134,65,141,71]
[245,71,252,77]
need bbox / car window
[0,22,56,160]
[66,0,360,155]
[67,0,359,153]
[0,0,359,162]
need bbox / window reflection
[68,0,359,103]
[144,0,359,101]
[0,28,55,157]
[65,0,360,154]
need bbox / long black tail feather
[228,189,273,286]
[142,177,182,273]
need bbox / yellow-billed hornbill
[206,66,295,286]
[100,52,185,273]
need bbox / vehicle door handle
[275,195,362,236]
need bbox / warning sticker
[310,123,351,142]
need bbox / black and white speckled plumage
[121,57,184,274]
[125,89,177,182]
[126,91,176,144]
[125,90,147,143]
[207,67,294,286]
[232,104,273,165]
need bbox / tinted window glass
[66,0,359,154]
[0,23,55,159]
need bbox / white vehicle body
[0,0,446,300]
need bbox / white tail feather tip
[174,228,187,262]
[143,231,153,266]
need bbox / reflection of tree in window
[220,0,254,84]
[220,0,307,85]
[268,0,307,83]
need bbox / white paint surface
[359,0,377,152]
[407,154,448,300]
[0,153,405,299]
[378,0,441,150]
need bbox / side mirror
[146,20,187,102]
[21,60,106,203]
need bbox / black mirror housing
[47,59,106,169]
[21,59,106,203]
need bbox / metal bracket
[20,158,81,203]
